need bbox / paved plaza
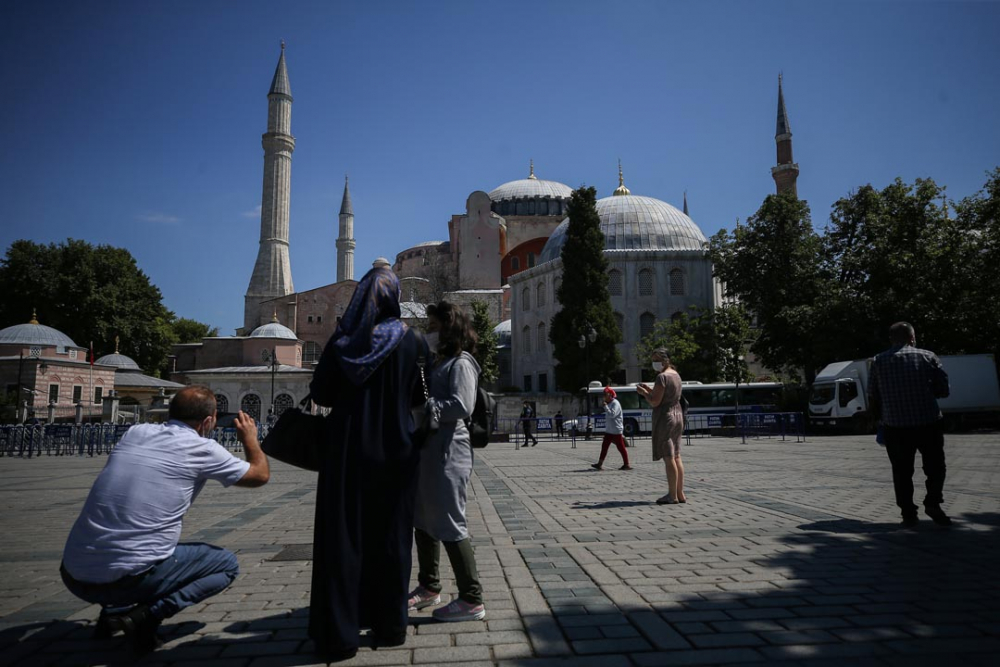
[2,431,999,666]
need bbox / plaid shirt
[868,344,949,427]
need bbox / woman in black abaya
[308,267,426,662]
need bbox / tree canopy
[550,186,622,390]
[711,168,1000,380]
[0,239,215,374]
[470,300,499,386]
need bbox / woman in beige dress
[636,348,686,504]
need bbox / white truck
[809,354,1000,431]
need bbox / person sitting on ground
[591,386,631,470]
[637,349,686,504]
[60,385,269,654]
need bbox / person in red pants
[591,387,632,470]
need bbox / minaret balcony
[771,163,799,174]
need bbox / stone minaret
[771,73,799,197]
[336,176,356,282]
[244,43,296,331]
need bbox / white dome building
[508,170,720,391]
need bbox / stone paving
[2,430,1000,666]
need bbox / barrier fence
[0,413,803,459]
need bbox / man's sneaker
[619,465,633,470]
[432,598,486,622]
[925,506,952,526]
[105,605,161,655]
[900,514,919,528]
[407,585,441,611]
[591,462,603,470]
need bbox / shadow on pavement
[573,500,655,510]
[635,511,1000,663]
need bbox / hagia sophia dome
[488,161,573,217]
[538,174,707,264]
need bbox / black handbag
[261,396,327,472]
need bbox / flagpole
[89,341,94,423]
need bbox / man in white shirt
[61,385,270,654]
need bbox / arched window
[521,287,531,311]
[537,322,547,355]
[511,256,520,271]
[521,326,532,354]
[614,312,625,335]
[670,268,685,296]
[241,394,262,421]
[671,311,684,324]
[215,394,229,414]
[274,393,294,417]
[608,269,623,296]
[638,268,655,296]
[527,252,536,268]
[536,282,546,308]
[303,341,322,364]
[639,312,656,341]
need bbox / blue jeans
[62,543,239,620]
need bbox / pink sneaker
[432,598,486,622]
[407,585,441,611]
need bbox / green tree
[635,303,754,384]
[550,186,622,390]
[0,239,176,373]
[170,317,219,344]
[469,300,499,385]
[709,193,827,382]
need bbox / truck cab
[809,360,871,431]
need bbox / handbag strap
[412,331,431,401]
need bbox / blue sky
[3,0,999,335]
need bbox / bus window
[618,391,640,410]
[684,388,714,408]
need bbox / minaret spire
[683,191,689,216]
[613,159,631,196]
[245,43,296,332]
[336,175,356,282]
[771,73,799,197]
[528,159,536,180]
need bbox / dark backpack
[468,384,496,449]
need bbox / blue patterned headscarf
[329,267,407,385]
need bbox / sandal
[656,495,679,505]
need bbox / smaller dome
[95,353,141,371]
[0,315,78,348]
[249,322,297,340]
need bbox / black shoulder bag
[261,395,327,472]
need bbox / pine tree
[550,186,622,391]
[470,299,499,385]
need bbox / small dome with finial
[96,336,141,370]
[0,310,79,347]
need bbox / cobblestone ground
[2,431,999,666]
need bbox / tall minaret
[244,42,296,332]
[336,176,356,282]
[771,73,799,197]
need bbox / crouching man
[60,385,270,654]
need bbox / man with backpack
[519,401,538,447]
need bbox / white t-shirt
[63,420,250,583]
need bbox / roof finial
[29,308,39,325]
[272,309,279,323]
[114,335,120,354]
[613,159,631,196]
[281,39,285,51]
[528,159,536,179]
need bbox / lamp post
[269,347,278,417]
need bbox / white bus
[568,381,785,436]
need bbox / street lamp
[577,323,598,386]
[269,347,279,417]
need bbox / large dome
[489,177,573,202]
[95,353,141,371]
[249,321,297,340]
[539,194,708,264]
[0,321,78,348]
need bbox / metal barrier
[683,412,805,444]
[0,423,272,459]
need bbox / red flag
[90,341,94,366]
